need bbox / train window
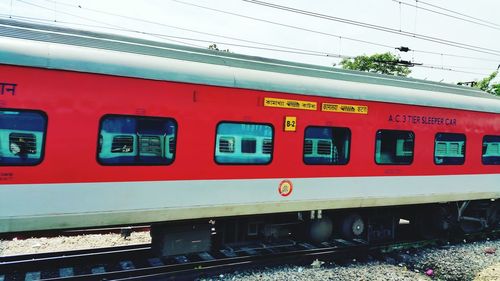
[434,133,465,165]
[215,122,273,164]
[482,135,500,165]
[98,115,177,165]
[0,109,47,166]
[303,126,351,165]
[375,130,414,165]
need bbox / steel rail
[1,229,498,280]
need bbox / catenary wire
[171,0,498,63]
[242,0,500,57]
[2,13,492,77]
[417,65,489,76]
[181,0,496,64]
[416,0,500,28]
[393,0,500,31]
[3,1,495,77]
[22,0,499,63]
[0,8,350,59]
[170,0,395,50]
[23,0,357,57]
[15,0,206,48]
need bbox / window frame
[96,114,178,166]
[433,132,466,165]
[374,129,415,165]
[482,135,500,165]
[0,108,48,166]
[214,121,274,165]
[302,125,351,165]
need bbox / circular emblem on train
[278,180,293,197]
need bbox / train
[0,19,499,256]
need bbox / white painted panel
[1,174,498,217]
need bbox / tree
[340,52,411,77]
[493,84,500,96]
[473,71,499,96]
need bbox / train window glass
[140,135,161,156]
[98,115,177,165]
[215,122,273,164]
[241,138,257,153]
[434,133,465,165]
[375,130,414,165]
[0,109,47,166]
[303,126,351,165]
[112,135,134,153]
[482,135,500,165]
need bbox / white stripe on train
[0,174,499,232]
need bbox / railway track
[1,230,498,281]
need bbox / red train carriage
[0,20,499,256]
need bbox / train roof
[0,19,499,113]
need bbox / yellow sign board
[321,103,368,114]
[264,97,317,111]
[284,116,297,132]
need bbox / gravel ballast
[206,239,500,281]
[1,233,498,280]
[0,232,151,256]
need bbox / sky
[0,0,499,85]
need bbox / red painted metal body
[1,64,498,186]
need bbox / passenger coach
[0,19,498,256]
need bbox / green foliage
[493,84,500,96]
[340,52,411,77]
[473,71,499,96]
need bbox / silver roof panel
[0,19,499,113]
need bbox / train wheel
[309,217,333,242]
[340,213,365,240]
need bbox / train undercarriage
[151,199,500,257]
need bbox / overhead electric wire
[22,0,500,63]
[173,0,496,63]
[416,65,489,76]
[242,0,500,57]
[6,1,353,59]
[415,0,500,28]
[411,48,494,62]
[3,0,496,77]
[170,0,395,50]
[425,64,495,71]
[15,0,206,48]
[4,14,492,77]
[25,0,353,58]
[393,0,500,31]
